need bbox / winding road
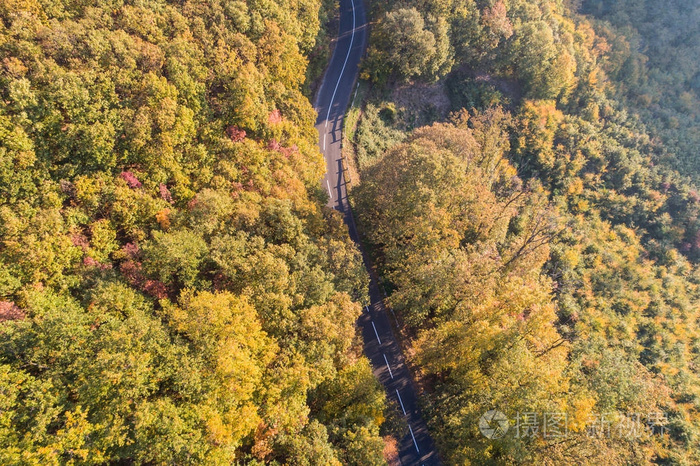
[314,1,441,464]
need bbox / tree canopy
[352,0,700,463]
[0,0,390,463]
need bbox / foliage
[363,7,453,84]
[353,102,406,169]
[353,0,700,463]
[581,0,700,182]
[0,0,388,463]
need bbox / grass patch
[341,80,370,187]
[354,102,407,170]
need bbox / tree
[142,229,208,289]
[364,7,451,83]
[511,21,577,100]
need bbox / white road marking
[408,424,420,453]
[396,389,406,415]
[383,353,393,379]
[365,305,370,313]
[371,321,381,345]
[317,3,428,460]
[324,0,357,125]
[316,2,430,460]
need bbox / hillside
[3,0,700,464]
[0,0,390,463]
[351,0,700,463]
[581,0,700,182]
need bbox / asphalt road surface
[314,1,441,464]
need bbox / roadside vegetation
[306,0,340,98]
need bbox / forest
[2,0,700,464]
[0,0,392,464]
[581,0,700,183]
[351,0,700,464]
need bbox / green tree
[364,7,451,83]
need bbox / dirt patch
[452,62,524,108]
[389,81,452,129]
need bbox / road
[314,0,441,464]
